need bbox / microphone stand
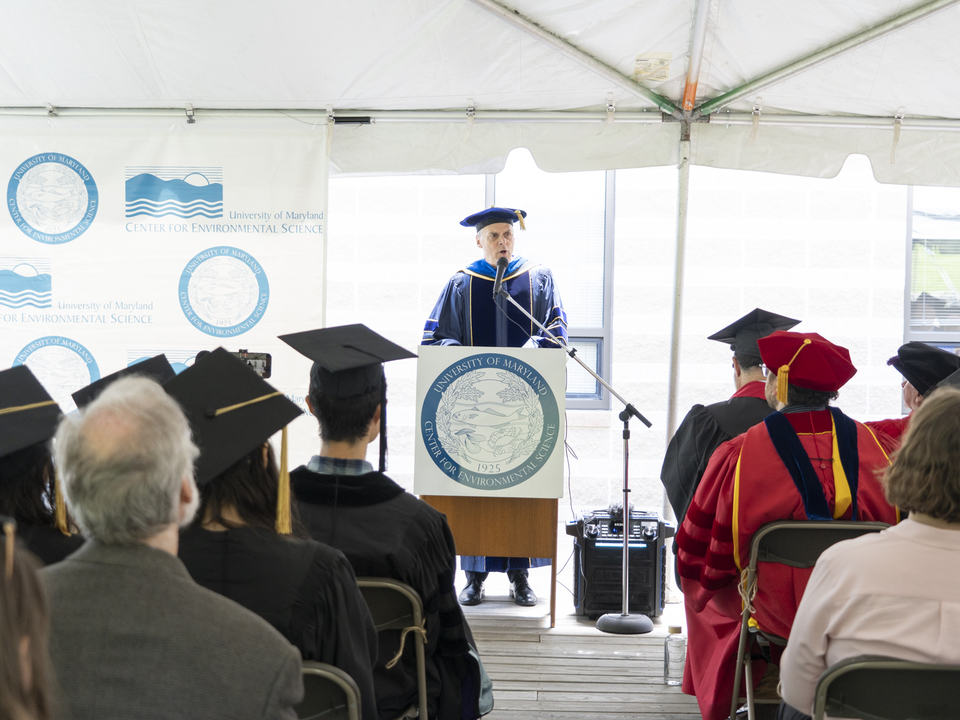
[494,286,655,634]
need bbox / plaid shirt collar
[306,455,374,476]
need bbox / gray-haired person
[42,376,303,720]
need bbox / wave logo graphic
[13,335,100,414]
[0,259,51,309]
[125,167,223,219]
[8,153,98,244]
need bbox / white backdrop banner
[0,116,328,460]
[414,346,565,498]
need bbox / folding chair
[729,520,890,720]
[357,578,428,720]
[296,661,362,720]
[812,655,960,720]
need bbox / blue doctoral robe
[422,257,568,348]
[423,256,567,573]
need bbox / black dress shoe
[510,577,538,606]
[458,579,484,606]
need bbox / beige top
[780,518,960,715]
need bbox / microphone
[492,256,508,297]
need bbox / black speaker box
[566,509,673,619]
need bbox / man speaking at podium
[422,207,568,607]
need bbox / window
[491,150,614,408]
[906,186,960,342]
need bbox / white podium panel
[414,345,565,498]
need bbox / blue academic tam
[460,207,527,230]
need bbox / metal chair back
[357,577,428,720]
[813,655,960,720]
[729,520,890,720]
[296,661,362,720]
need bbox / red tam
[758,331,857,403]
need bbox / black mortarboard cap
[163,348,302,487]
[707,308,801,356]
[888,341,960,396]
[279,324,416,472]
[460,207,527,231]
[73,354,176,409]
[279,324,416,400]
[0,366,62,459]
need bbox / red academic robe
[865,414,911,442]
[676,409,900,720]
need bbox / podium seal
[420,352,560,490]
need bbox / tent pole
[697,0,960,117]
[662,123,691,556]
[465,0,682,118]
[666,125,692,447]
[682,0,713,112]
[321,118,333,328]
[7,106,960,133]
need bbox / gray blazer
[42,541,303,720]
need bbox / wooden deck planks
[472,607,702,719]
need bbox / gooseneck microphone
[492,256,508,297]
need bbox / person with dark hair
[422,207,567,608]
[44,375,303,720]
[660,308,799,530]
[171,349,379,720]
[0,517,56,720]
[281,324,489,720]
[865,341,960,440]
[0,366,83,566]
[675,331,901,720]
[778,386,960,720]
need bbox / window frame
[904,186,960,344]
[487,168,614,410]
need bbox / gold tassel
[4,521,14,579]
[275,426,292,535]
[54,470,70,536]
[514,210,526,231]
[776,338,812,406]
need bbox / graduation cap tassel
[276,426,292,535]
[378,381,387,473]
[4,520,14,579]
[776,338,812,406]
[514,210,526,231]
[54,470,70,535]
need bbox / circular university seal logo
[421,353,561,490]
[7,153,99,244]
[178,246,269,337]
[13,335,100,412]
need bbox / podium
[422,495,559,627]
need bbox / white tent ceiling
[3,0,960,183]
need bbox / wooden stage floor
[458,554,703,719]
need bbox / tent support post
[321,118,333,327]
[666,124,692,448]
[682,0,712,112]
[465,0,682,118]
[662,122,691,555]
[697,0,960,117]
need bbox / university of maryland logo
[420,352,560,490]
[8,153,98,244]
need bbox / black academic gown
[291,467,481,720]
[178,525,379,720]
[660,381,772,530]
[18,523,84,566]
